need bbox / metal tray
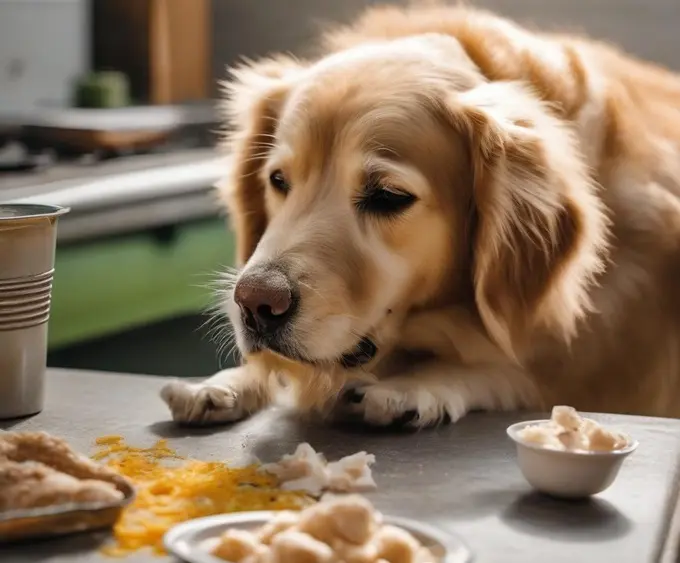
[0,473,135,543]
[164,511,472,563]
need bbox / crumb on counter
[518,406,629,452]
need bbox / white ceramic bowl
[164,511,472,563]
[507,419,638,499]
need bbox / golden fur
[162,4,680,427]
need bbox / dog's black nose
[234,267,297,335]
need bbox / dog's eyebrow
[363,156,429,197]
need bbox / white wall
[0,0,89,112]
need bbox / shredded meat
[260,443,377,496]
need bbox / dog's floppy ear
[218,56,303,266]
[448,82,609,360]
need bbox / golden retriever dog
[161,3,680,428]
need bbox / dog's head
[218,34,608,373]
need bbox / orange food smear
[93,436,312,557]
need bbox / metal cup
[0,204,69,419]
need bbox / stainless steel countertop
[0,149,230,242]
[1,368,679,562]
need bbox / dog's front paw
[160,381,246,425]
[341,382,467,428]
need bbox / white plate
[164,511,472,563]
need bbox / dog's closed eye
[355,176,417,217]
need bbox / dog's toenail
[442,412,452,425]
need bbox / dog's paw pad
[160,381,244,425]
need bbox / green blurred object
[48,218,234,350]
[74,71,131,108]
